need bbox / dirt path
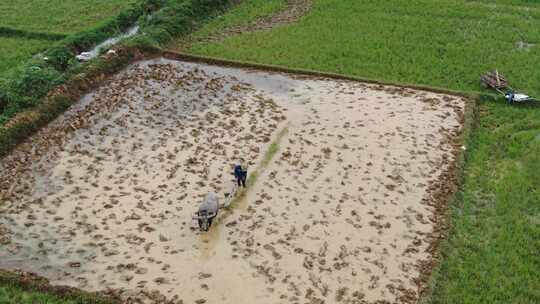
[188,0,313,46]
[0,58,465,304]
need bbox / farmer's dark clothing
[506,90,514,104]
[234,165,242,179]
[234,165,247,187]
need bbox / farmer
[234,163,247,188]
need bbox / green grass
[188,0,540,98]
[0,281,119,304]
[0,0,139,35]
[182,0,540,302]
[429,102,540,303]
[0,37,50,74]
[0,286,77,304]
[249,127,288,187]
[260,127,288,168]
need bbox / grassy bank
[0,270,119,304]
[0,285,78,304]
[0,285,95,304]
[180,0,540,302]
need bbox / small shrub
[11,65,63,101]
[45,47,75,71]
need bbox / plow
[481,70,537,104]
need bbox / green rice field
[0,37,50,74]
[0,0,138,34]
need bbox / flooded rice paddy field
[0,58,465,304]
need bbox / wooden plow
[480,70,509,94]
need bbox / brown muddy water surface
[0,58,465,304]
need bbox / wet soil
[0,58,465,304]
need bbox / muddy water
[0,58,465,304]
